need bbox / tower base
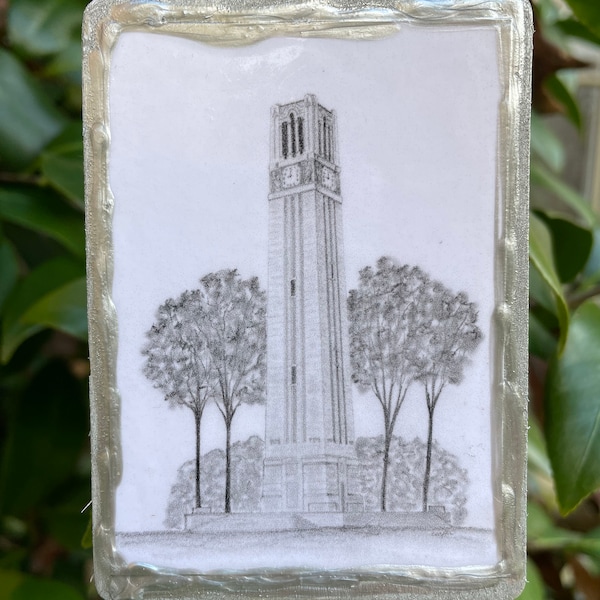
[261,455,363,513]
[184,510,451,532]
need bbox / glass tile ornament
[82,0,532,598]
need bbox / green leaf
[0,237,20,311]
[527,502,581,550]
[20,278,87,340]
[538,212,593,283]
[43,482,92,551]
[544,73,582,130]
[0,50,65,170]
[40,123,84,208]
[44,40,83,80]
[8,0,86,58]
[536,0,562,27]
[546,301,600,514]
[11,577,84,600]
[563,1,600,39]
[81,513,93,550]
[529,311,557,360]
[530,263,559,318]
[530,213,569,353]
[580,528,600,564]
[1,257,84,363]
[1,516,27,540]
[45,507,89,553]
[0,570,23,600]
[2,222,65,269]
[528,418,558,510]
[531,162,597,227]
[529,419,552,479]
[557,18,600,46]
[531,112,565,172]
[527,501,554,541]
[583,227,600,283]
[0,187,84,257]
[516,559,545,600]
[0,360,88,516]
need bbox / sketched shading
[413,283,482,511]
[355,436,468,525]
[142,291,215,510]
[143,270,266,514]
[165,436,265,528]
[347,259,430,511]
[165,435,468,528]
[348,257,482,515]
[140,96,483,540]
[263,95,361,513]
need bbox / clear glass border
[82,1,532,598]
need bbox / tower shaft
[262,95,361,513]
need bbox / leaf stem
[567,285,600,310]
[0,172,44,185]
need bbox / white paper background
[109,26,500,564]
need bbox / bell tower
[262,94,362,513]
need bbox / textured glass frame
[82,0,532,598]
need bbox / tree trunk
[422,408,434,512]
[194,409,202,509]
[381,431,392,512]
[224,419,232,514]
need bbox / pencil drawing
[139,95,482,538]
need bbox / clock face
[282,165,300,187]
[322,166,336,191]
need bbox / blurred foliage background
[0,0,599,598]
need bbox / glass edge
[82,1,532,598]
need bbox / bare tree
[142,292,215,510]
[415,282,482,512]
[197,270,266,514]
[347,257,429,511]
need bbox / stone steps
[185,511,451,532]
